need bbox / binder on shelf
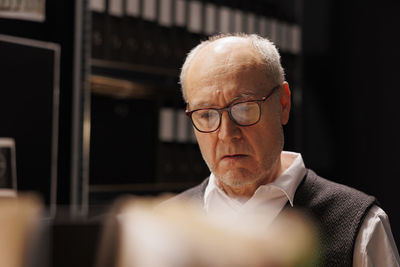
[258,16,268,37]
[90,0,107,59]
[156,0,175,68]
[276,20,286,52]
[125,1,158,66]
[204,3,216,35]
[109,0,124,17]
[159,107,175,143]
[156,106,208,182]
[158,28,175,68]
[126,0,140,17]
[142,21,162,66]
[159,0,173,27]
[159,108,197,144]
[104,0,124,61]
[291,24,301,54]
[142,0,157,21]
[246,12,256,34]
[121,16,139,64]
[90,0,106,13]
[174,0,186,27]
[233,9,243,33]
[123,0,143,65]
[269,18,278,45]
[278,21,289,52]
[138,0,165,67]
[188,0,202,34]
[174,0,203,70]
[218,6,231,34]
[0,0,45,22]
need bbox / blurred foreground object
[0,194,43,267]
[97,195,320,267]
[0,138,17,197]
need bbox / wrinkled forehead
[185,38,269,99]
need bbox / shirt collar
[260,151,306,206]
[204,151,307,208]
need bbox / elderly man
[167,33,399,266]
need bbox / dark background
[302,0,400,245]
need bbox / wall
[302,0,400,245]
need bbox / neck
[216,152,295,199]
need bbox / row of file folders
[89,94,208,185]
[159,107,197,144]
[90,0,302,67]
[158,108,210,182]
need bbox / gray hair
[179,33,285,101]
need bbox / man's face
[185,38,291,196]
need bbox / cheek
[251,118,284,156]
[195,132,217,161]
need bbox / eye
[198,110,217,120]
[232,102,254,113]
[200,111,210,119]
[231,102,260,125]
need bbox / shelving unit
[0,0,91,217]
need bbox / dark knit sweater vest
[168,169,376,266]
[285,169,376,266]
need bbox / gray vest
[288,169,376,266]
[167,169,376,266]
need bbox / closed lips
[222,154,247,158]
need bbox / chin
[216,168,257,188]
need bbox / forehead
[185,38,270,107]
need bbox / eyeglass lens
[192,109,220,131]
[191,101,260,132]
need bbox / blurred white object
[97,196,319,267]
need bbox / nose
[217,111,242,141]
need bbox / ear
[280,82,291,125]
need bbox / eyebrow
[189,91,257,110]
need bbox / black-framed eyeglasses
[186,85,280,133]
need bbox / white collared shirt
[204,151,305,221]
[204,151,400,267]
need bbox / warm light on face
[185,38,288,197]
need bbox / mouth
[222,154,248,160]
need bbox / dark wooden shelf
[91,58,179,77]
